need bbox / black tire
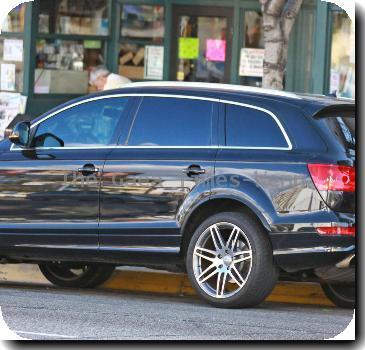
[186,212,278,308]
[321,283,355,309]
[39,262,115,288]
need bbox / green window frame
[30,0,113,97]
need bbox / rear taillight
[308,164,355,192]
[316,226,355,237]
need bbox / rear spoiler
[312,103,355,119]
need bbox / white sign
[144,45,164,80]
[1,63,16,91]
[239,48,265,77]
[3,39,23,62]
[0,92,27,140]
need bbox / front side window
[225,104,288,148]
[127,97,213,146]
[33,98,129,147]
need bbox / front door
[0,96,132,260]
[170,5,233,83]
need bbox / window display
[35,39,105,94]
[38,0,109,35]
[1,4,26,32]
[240,11,264,87]
[0,39,24,92]
[119,5,165,81]
[119,43,146,80]
[330,12,355,98]
[175,15,228,83]
[121,5,165,42]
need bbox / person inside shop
[89,65,131,91]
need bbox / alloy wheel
[192,222,253,299]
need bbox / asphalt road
[0,283,353,340]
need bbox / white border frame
[10,93,293,151]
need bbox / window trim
[224,102,290,149]
[10,93,293,151]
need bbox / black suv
[0,82,355,308]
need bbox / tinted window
[127,97,213,146]
[226,105,288,148]
[324,115,355,152]
[34,98,129,147]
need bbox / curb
[103,269,335,307]
[0,264,335,307]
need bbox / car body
[0,82,355,308]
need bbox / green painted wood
[230,2,243,84]
[107,0,120,73]
[163,1,172,80]
[311,0,331,94]
[23,1,38,101]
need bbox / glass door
[170,5,233,83]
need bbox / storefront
[0,0,355,122]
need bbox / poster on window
[1,63,16,91]
[179,38,199,60]
[206,39,226,62]
[0,93,27,140]
[239,48,265,77]
[144,45,164,80]
[3,39,23,62]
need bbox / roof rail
[122,81,302,100]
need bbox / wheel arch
[179,196,272,258]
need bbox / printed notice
[179,38,199,60]
[144,45,164,80]
[3,39,23,62]
[1,63,16,91]
[239,48,265,77]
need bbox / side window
[225,105,288,148]
[126,97,213,146]
[33,98,129,147]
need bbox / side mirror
[9,122,30,148]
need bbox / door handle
[77,164,99,176]
[183,165,206,177]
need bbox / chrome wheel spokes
[193,222,253,299]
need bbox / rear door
[100,96,218,261]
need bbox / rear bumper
[269,210,355,271]
[270,232,355,272]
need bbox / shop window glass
[119,43,145,81]
[34,39,105,94]
[38,0,109,35]
[239,12,264,87]
[175,16,228,83]
[0,39,24,92]
[330,12,355,98]
[2,4,26,32]
[121,5,165,42]
[119,5,165,81]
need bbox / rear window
[323,115,355,153]
[225,105,289,148]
